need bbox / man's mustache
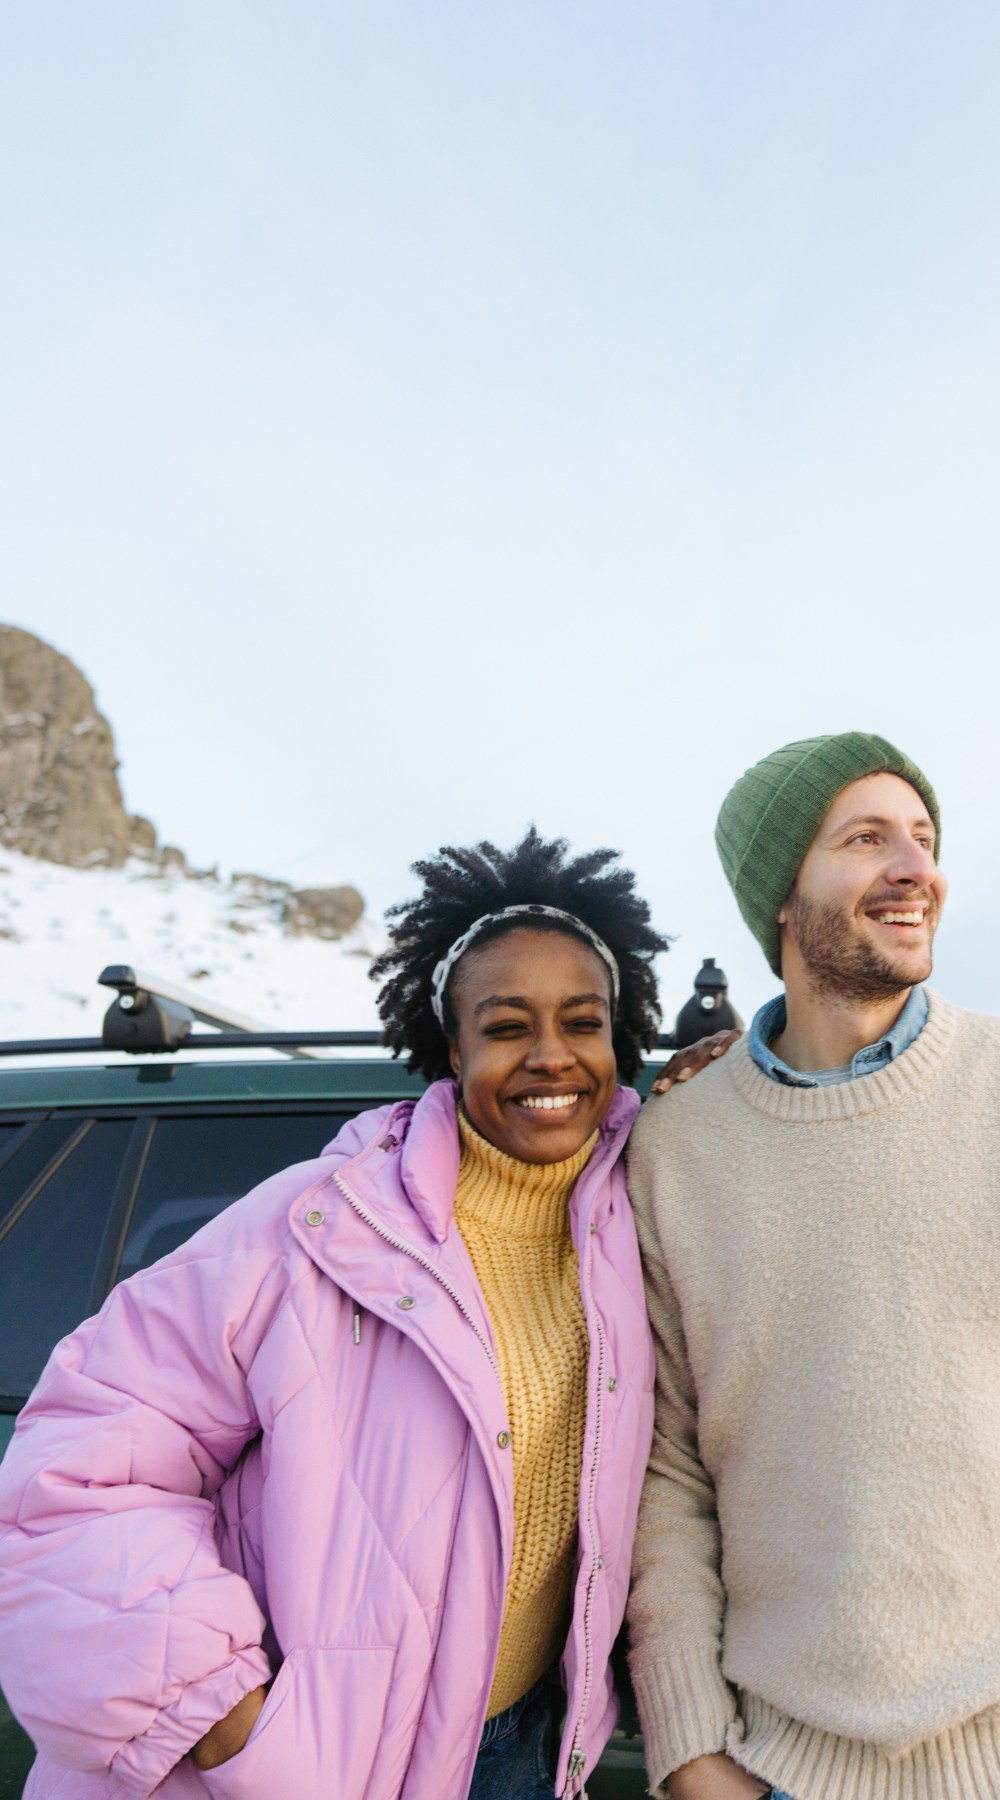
[856,888,936,914]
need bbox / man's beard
[785,887,934,1005]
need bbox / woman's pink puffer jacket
[0,1080,654,1800]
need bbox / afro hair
[371,826,669,1082]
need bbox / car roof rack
[0,959,741,1060]
[0,967,384,1062]
[96,965,375,1060]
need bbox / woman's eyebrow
[471,991,609,1015]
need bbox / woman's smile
[512,1090,585,1112]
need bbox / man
[627,731,1000,1800]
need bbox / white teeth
[517,1093,580,1110]
[878,911,923,925]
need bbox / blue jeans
[468,1679,555,1800]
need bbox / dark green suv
[0,961,739,1797]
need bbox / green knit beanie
[716,731,941,975]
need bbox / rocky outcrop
[228,872,366,941]
[0,625,142,867]
[284,885,365,940]
[0,625,367,942]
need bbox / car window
[0,1121,31,1176]
[0,1120,133,1399]
[117,1112,347,1280]
[0,1117,81,1230]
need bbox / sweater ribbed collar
[454,1106,598,1238]
[727,987,958,1121]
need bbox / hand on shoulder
[651,1029,742,1095]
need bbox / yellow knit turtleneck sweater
[454,1107,598,1718]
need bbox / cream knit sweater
[627,992,1000,1800]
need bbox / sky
[2,1,999,1027]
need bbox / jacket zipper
[333,1143,515,1800]
[333,1154,509,1797]
[562,1225,606,1798]
[331,1168,501,1381]
[335,1122,620,1799]
[565,1748,587,1790]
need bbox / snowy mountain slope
[0,848,384,1042]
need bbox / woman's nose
[525,1030,576,1070]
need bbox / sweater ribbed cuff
[631,1645,736,1791]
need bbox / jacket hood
[403,1080,641,1243]
[321,1079,641,1246]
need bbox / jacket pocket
[197,1644,396,1800]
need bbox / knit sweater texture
[454,1109,594,1717]
[626,992,1000,1800]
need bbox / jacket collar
[399,1079,640,1244]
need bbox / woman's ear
[447,1037,461,1082]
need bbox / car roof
[0,1054,423,1113]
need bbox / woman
[0,829,686,1800]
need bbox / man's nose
[887,838,937,885]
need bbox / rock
[230,872,292,904]
[284,885,365,941]
[129,814,157,853]
[0,625,133,867]
[225,872,365,941]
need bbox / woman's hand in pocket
[191,1685,268,1770]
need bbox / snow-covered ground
[0,848,384,1045]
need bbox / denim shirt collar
[747,984,929,1087]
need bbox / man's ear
[447,1037,461,1081]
